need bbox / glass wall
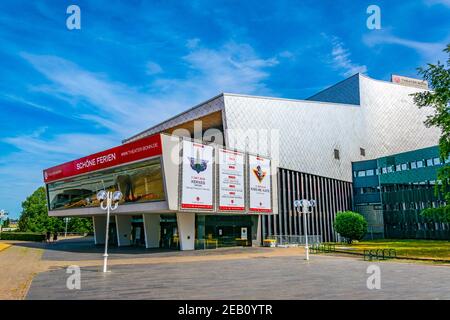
[195,215,257,249]
[47,158,165,210]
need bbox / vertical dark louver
[265,168,353,242]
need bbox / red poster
[43,134,162,183]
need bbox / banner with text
[248,155,272,213]
[43,134,162,183]
[180,140,214,210]
[218,149,245,212]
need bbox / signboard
[43,134,162,183]
[180,140,214,210]
[391,74,428,90]
[241,227,248,239]
[218,149,245,212]
[248,155,272,213]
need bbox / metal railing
[195,239,218,250]
[310,243,336,253]
[363,249,397,261]
[265,235,322,246]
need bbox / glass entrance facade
[195,215,258,249]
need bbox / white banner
[180,140,214,210]
[218,149,245,211]
[248,155,272,213]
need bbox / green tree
[3,218,10,228]
[333,211,368,244]
[18,186,93,234]
[413,44,450,223]
[18,186,63,233]
[67,217,93,233]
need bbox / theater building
[44,73,440,249]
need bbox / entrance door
[160,221,178,249]
[108,222,118,246]
[131,222,145,246]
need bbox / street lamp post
[293,199,316,260]
[0,210,8,234]
[96,190,123,273]
[64,217,70,238]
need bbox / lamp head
[96,190,107,202]
[293,199,316,208]
[112,191,123,203]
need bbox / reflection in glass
[47,158,165,210]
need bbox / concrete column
[115,215,132,246]
[177,212,195,250]
[143,213,160,248]
[254,215,262,247]
[93,215,106,245]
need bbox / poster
[180,140,214,210]
[241,227,248,239]
[218,149,245,211]
[248,155,272,213]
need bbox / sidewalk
[0,239,307,299]
[0,243,44,299]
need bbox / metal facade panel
[358,75,440,159]
[307,73,360,105]
[223,94,364,182]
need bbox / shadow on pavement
[9,236,270,261]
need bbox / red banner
[43,134,162,183]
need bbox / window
[366,169,375,176]
[417,160,424,168]
[433,157,441,165]
[334,149,340,160]
[382,167,387,174]
[47,158,165,211]
[387,166,393,173]
[360,148,366,156]
[411,161,417,169]
[401,163,408,171]
[426,158,433,166]
[375,168,380,175]
[357,170,366,177]
[396,164,401,171]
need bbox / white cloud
[0,93,53,112]
[327,37,367,77]
[424,0,450,7]
[186,38,201,49]
[146,61,163,75]
[363,31,449,63]
[181,41,279,95]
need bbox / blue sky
[0,0,449,218]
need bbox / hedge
[0,232,46,242]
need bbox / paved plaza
[18,238,450,300]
